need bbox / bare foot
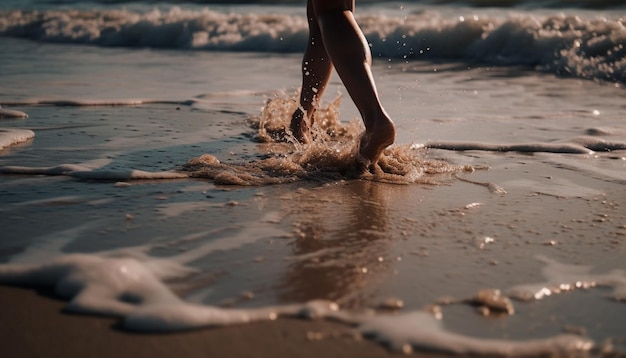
[357,115,396,168]
[289,107,311,143]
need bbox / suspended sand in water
[184,95,473,185]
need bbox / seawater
[0,0,625,83]
[1,0,626,357]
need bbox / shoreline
[1,20,625,357]
[0,285,434,358]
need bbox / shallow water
[1,1,626,356]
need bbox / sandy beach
[0,286,404,358]
[1,105,624,355]
[1,1,626,356]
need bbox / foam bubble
[0,128,34,150]
[0,106,28,119]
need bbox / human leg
[312,0,395,166]
[289,0,334,143]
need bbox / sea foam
[0,128,34,150]
[1,223,621,356]
[0,164,188,180]
[0,105,28,119]
[0,7,624,84]
[7,0,624,10]
[426,136,626,154]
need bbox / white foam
[72,169,188,180]
[1,222,623,356]
[4,0,624,10]
[1,99,182,107]
[0,164,90,175]
[0,107,28,119]
[0,214,333,331]
[1,8,624,84]
[0,164,188,180]
[419,0,624,7]
[426,140,595,154]
[427,135,626,155]
[0,250,598,355]
[359,311,592,356]
[508,255,626,302]
[0,128,34,150]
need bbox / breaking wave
[15,0,626,10]
[0,7,624,83]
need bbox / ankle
[367,114,395,144]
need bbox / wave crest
[0,7,308,50]
[1,8,624,83]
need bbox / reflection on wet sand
[277,180,398,308]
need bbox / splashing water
[184,94,473,185]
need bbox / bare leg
[291,0,396,166]
[290,0,333,143]
[312,0,395,166]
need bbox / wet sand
[0,98,625,356]
[1,44,625,356]
[1,152,624,357]
[0,285,447,358]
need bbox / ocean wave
[414,0,626,9]
[21,0,626,10]
[362,12,626,84]
[0,7,624,83]
[0,8,309,51]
